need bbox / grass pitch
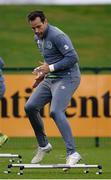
[0,5,111,68]
[0,137,111,179]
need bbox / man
[0,57,8,147]
[25,11,81,167]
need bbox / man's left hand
[32,63,50,75]
[39,63,50,74]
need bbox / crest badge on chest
[46,41,52,49]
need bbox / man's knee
[24,102,35,113]
[50,109,60,120]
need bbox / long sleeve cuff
[49,64,55,72]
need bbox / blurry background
[0,1,111,179]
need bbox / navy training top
[34,24,80,77]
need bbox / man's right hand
[32,71,45,88]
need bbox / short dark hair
[27,11,46,23]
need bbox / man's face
[30,17,48,38]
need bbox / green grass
[0,137,111,179]
[0,5,111,68]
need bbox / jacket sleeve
[53,34,79,71]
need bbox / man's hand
[32,63,50,88]
[32,72,45,88]
[32,63,50,75]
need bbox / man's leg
[25,80,53,163]
[25,80,52,147]
[50,77,80,156]
[0,84,8,147]
[50,77,81,169]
